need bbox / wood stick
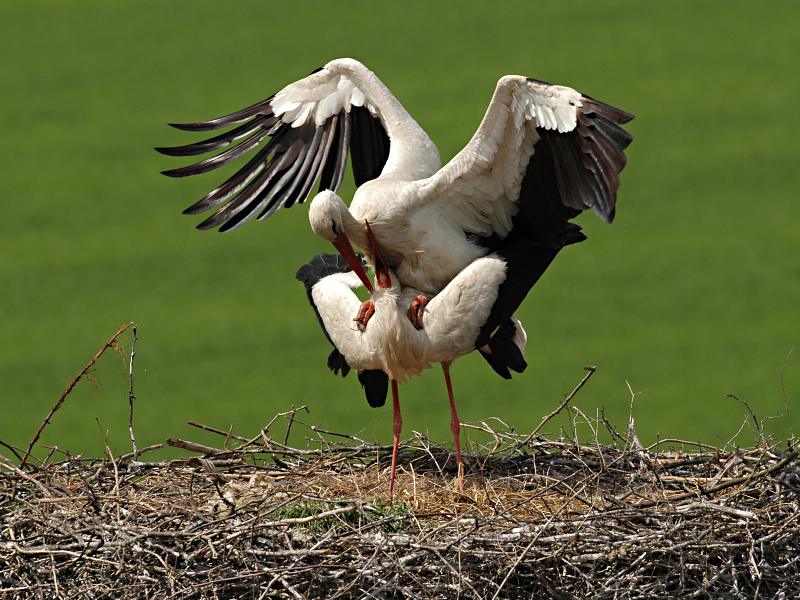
[522,365,597,445]
[22,322,133,468]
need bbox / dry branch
[127,324,139,460]
[20,322,134,468]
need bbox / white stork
[295,208,585,494]
[157,60,632,490]
[157,58,634,306]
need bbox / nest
[2,407,799,599]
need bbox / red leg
[407,295,429,330]
[388,379,403,498]
[354,299,375,331]
[442,362,464,490]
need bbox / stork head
[309,191,373,292]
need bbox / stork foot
[407,295,429,330]
[354,299,375,331]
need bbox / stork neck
[333,60,442,180]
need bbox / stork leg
[407,294,429,330]
[354,299,375,331]
[442,362,464,491]
[388,379,403,498]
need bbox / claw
[355,299,375,331]
[407,295,429,330]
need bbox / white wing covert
[417,76,634,238]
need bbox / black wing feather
[533,96,634,224]
[168,96,275,132]
[199,134,308,230]
[158,70,390,231]
[155,115,277,157]
[478,321,528,380]
[160,128,272,178]
[358,370,389,408]
[474,118,592,350]
[350,106,387,187]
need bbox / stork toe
[407,295,429,330]
[354,299,375,331]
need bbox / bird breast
[351,181,487,293]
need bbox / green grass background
[1,1,798,459]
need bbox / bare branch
[522,365,597,445]
[21,322,133,468]
[128,324,139,460]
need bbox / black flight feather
[478,321,528,380]
[158,68,391,231]
[358,370,389,408]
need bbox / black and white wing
[416,76,633,237]
[157,60,396,232]
[295,254,388,408]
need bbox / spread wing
[416,76,634,238]
[157,61,391,232]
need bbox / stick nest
[2,412,799,599]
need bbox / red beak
[332,233,373,292]
[365,221,392,289]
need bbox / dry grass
[2,405,799,599]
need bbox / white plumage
[311,255,521,383]
[297,250,536,494]
[160,59,633,494]
[159,58,633,296]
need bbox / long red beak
[332,233,373,292]
[365,221,392,289]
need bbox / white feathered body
[165,59,631,297]
[274,60,586,294]
[312,255,521,382]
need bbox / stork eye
[331,220,339,236]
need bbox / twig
[128,324,139,460]
[0,438,24,462]
[21,322,133,468]
[187,421,250,443]
[284,404,302,447]
[119,443,164,462]
[166,438,224,455]
[728,394,765,444]
[522,365,597,445]
[0,454,55,497]
[626,380,644,451]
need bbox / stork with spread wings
[157,58,633,302]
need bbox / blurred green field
[1,0,798,459]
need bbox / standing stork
[157,60,632,481]
[157,58,634,304]
[296,207,585,494]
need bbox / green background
[2,1,798,460]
